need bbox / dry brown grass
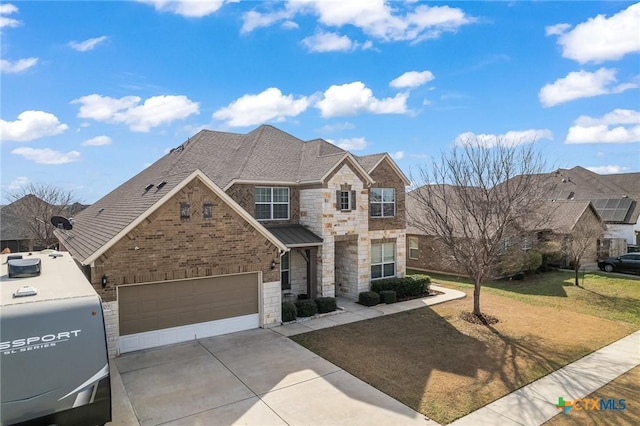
[292,287,637,424]
[544,366,640,426]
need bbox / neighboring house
[56,125,409,356]
[541,167,640,246]
[0,195,87,252]
[406,185,604,274]
[536,200,605,267]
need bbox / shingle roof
[265,224,323,247]
[539,200,598,234]
[539,166,639,224]
[57,125,405,264]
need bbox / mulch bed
[459,311,499,325]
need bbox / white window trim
[370,188,396,218]
[256,187,290,221]
[371,242,396,280]
[409,237,419,260]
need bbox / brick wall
[369,158,406,231]
[91,177,280,302]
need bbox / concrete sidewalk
[450,330,640,426]
[271,284,466,337]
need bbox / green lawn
[412,269,640,325]
[292,270,640,424]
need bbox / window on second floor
[180,202,190,221]
[336,189,356,211]
[370,188,395,218]
[255,187,289,220]
[203,202,213,220]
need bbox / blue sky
[1,1,639,203]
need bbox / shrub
[282,302,297,322]
[295,299,318,317]
[379,290,397,304]
[315,297,337,314]
[524,250,543,273]
[359,291,380,306]
[371,276,430,299]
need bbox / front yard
[291,271,640,424]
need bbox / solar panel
[591,198,633,223]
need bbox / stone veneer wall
[334,239,359,297]
[262,280,281,326]
[289,250,308,296]
[102,301,119,358]
[300,163,370,298]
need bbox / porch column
[307,247,318,299]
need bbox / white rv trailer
[0,251,111,425]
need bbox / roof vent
[8,258,42,278]
[144,184,154,191]
[98,207,105,213]
[13,286,38,298]
[157,181,167,189]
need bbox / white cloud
[212,87,309,127]
[586,165,628,174]
[69,36,108,52]
[390,151,404,160]
[328,137,367,151]
[11,147,81,164]
[0,57,38,73]
[574,109,640,126]
[72,94,199,132]
[242,1,474,43]
[566,110,640,144]
[316,81,408,117]
[81,135,112,146]
[136,0,233,18]
[390,70,434,88]
[6,176,30,191]
[539,68,637,107]
[0,111,69,142]
[455,129,553,147]
[317,122,355,133]
[0,3,20,29]
[301,31,356,52]
[547,3,640,63]
[241,9,294,33]
[545,23,571,36]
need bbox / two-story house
[56,125,409,356]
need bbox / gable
[58,170,287,265]
[369,156,410,187]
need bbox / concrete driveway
[113,329,433,426]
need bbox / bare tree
[5,183,82,250]
[562,219,605,287]
[409,140,552,318]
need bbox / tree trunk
[473,279,482,316]
[574,267,580,287]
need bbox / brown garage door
[118,273,258,335]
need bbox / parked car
[598,253,640,274]
[627,244,639,253]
